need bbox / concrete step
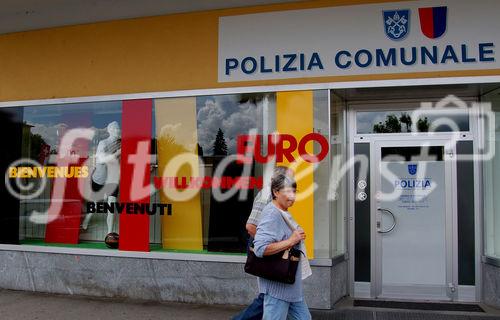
[311,298,500,320]
[311,309,500,320]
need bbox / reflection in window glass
[356,110,469,134]
[313,90,338,258]
[154,93,276,253]
[483,89,500,259]
[381,146,444,161]
[330,92,346,257]
[20,101,126,245]
[196,93,272,253]
[13,90,338,258]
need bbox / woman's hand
[261,229,306,256]
[288,229,306,246]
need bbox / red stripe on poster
[119,99,152,252]
[45,112,91,244]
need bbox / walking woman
[253,173,311,320]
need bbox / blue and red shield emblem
[418,6,447,39]
[408,164,417,175]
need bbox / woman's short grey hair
[271,166,290,179]
[271,173,297,200]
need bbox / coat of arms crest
[383,9,410,41]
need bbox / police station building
[1,0,500,311]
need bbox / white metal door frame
[347,100,480,301]
[370,138,458,301]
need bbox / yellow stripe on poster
[155,98,203,250]
[276,91,315,259]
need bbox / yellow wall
[276,91,315,258]
[155,98,203,250]
[1,0,499,102]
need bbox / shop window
[154,93,272,253]
[17,100,162,249]
[197,94,269,253]
[330,92,347,257]
[9,90,338,259]
[313,90,341,258]
[483,89,500,260]
[18,101,129,246]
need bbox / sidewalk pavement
[1,288,499,320]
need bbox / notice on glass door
[382,161,445,213]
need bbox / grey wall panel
[354,143,370,282]
[457,141,475,286]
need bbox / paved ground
[1,289,499,320]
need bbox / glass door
[371,140,457,301]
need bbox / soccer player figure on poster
[81,121,121,235]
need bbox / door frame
[370,138,458,301]
[347,99,480,301]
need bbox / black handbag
[244,245,302,284]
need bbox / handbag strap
[278,209,297,232]
[278,209,307,258]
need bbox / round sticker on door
[357,192,367,201]
[357,180,367,190]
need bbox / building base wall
[483,262,500,309]
[331,260,348,305]
[0,250,346,309]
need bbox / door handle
[377,208,397,234]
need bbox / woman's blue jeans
[231,293,264,320]
[262,294,311,320]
